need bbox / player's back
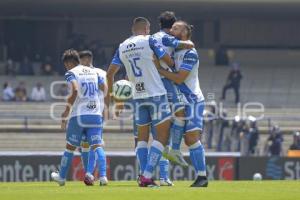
[65,65,103,117]
[174,47,204,102]
[118,35,166,99]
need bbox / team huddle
[51,11,208,188]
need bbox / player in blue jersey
[51,49,107,186]
[152,11,194,168]
[156,21,208,187]
[79,50,108,186]
[106,17,174,187]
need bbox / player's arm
[61,72,78,130]
[162,35,194,50]
[149,36,174,67]
[105,48,123,113]
[98,75,108,95]
[157,50,198,84]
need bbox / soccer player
[152,11,194,168]
[79,50,108,186]
[51,49,107,186]
[106,17,174,187]
[156,21,209,187]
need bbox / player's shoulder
[176,44,198,57]
[185,48,198,58]
[66,64,81,74]
[152,30,166,38]
[93,67,107,76]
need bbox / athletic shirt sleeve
[180,50,199,72]
[161,34,179,48]
[149,36,167,59]
[64,71,76,82]
[111,48,123,67]
[98,75,105,86]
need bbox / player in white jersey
[152,11,195,168]
[79,50,108,186]
[157,21,208,187]
[106,17,174,187]
[51,49,107,186]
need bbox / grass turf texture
[0,181,299,200]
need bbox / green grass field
[0,181,299,200]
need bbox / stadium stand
[1,49,299,154]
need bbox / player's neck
[133,31,147,36]
[181,36,189,41]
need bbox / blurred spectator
[204,102,217,149]
[230,116,245,151]
[248,116,259,155]
[56,83,69,97]
[217,109,230,151]
[19,56,33,75]
[2,82,15,101]
[221,62,243,104]
[239,120,250,156]
[289,131,300,150]
[5,59,18,76]
[42,63,54,75]
[266,125,284,156]
[31,82,46,101]
[15,81,27,101]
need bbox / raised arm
[162,34,194,50]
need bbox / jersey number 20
[81,82,97,97]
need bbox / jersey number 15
[129,57,142,77]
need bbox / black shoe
[190,176,208,187]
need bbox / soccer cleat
[84,173,95,186]
[159,178,174,186]
[51,171,65,186]
[190,176,208,187]
[99,176,108,186]
[164,149,189,167]
[138,175,158,187]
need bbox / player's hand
[185,41,194,49]
[61,110,69,131]
[152,55,161,70]
[61,119,67,131]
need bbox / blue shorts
[66,115,103,147]
[184,101,205,133]
[134,95,171,127]
[162,78,185,113]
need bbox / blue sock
[87,148,96,175]
[135,141,148,174]
[143,140,164,179]
[189,141,207,176]
[59,149,74,179]
[95,147,107,178]
[159,157,169,180]
[80,148,89,172]
[171,118,185,150]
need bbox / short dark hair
[177,20,194,39]
[62,49,80,64]
[79,50,93,59]
[133,17,150,27]
[159,11,177,29]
